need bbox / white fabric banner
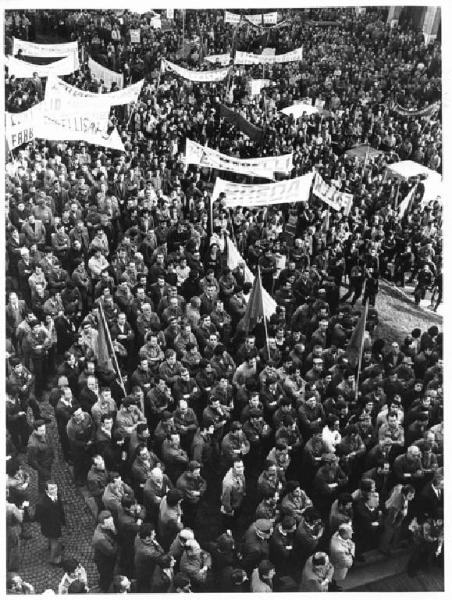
[34,110,124,151]
[398,186,416,218]
[166,9,174,19]
[234,47,303,65]
[244,14,263,25]
[6,53,79,78]
[281,102,319,118]
[226,237,277,318]
[213,172,314,208]
[88,56,124,89]
[12,38,78,58]
[263,12,278,25]
[162,58,229,82]
[151,16,162,29]
[5,102,44,149]
[250,78,271,96]
[224,11,241,24]
[130,29,141,43]
[45,76,144,109]
[312,172,353,215]
[185,139,292,178]
[205,53,231,66]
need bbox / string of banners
[185,139,293,179]
[234,47,303,65]
[6,53,79,78]
[212,172,314,208]
[204,53,231,66]
[161,58,229,82]
[312,171,353,215]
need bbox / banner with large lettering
[226,237,277,318]
[205,53,231,66]
[219,104,265,144]
[161,58,229,82]
[185,139,293,179]
[88,56,124,89]
[212,172,314,207]
[312,172,353,215]
[44,76,144,110]
[34,111,124,151]
[5,102,44,149]
[234,47,303,65]
[392,101,440,118]
[130,29,141,43]
[224,10,241,24]
[12,38,78,58]
[6,53,79,78]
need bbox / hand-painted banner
[185,139,292,178]
[45,76,144,108]
[161,58,229,82]
[34,110,124,151]
[227,237,277,318]
[224,11,241,24]
[220,104,265,143]
[312,172,353,215]
[6,53,79,78]
[250,78,271,96]
[205,53,231,66]
[212,172,314,207]
[281,102,319,118]
[12,38,78,58]
[166,9,174,19]
[88,56,124,89]
[234,47,303,65]
[5,102,44,149]
[392,101,440,118]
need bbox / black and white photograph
[3,2,445,594]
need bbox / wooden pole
[99,302,126,396]
[354,299,369,402]
[258,265,271,361]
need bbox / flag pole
[354,299,369,402]
[393,180,400,210]
[258,265,271,361]
[99,302,126,396]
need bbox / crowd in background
[5,7,443,594]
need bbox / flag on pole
[398,185,417,218]
[240,268,265,333]
[346,301,369,369]
[96,307,114,371]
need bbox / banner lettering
[45,76,144,109]
[5,102,44,149]
[162,58,229,82]
[12,38,78,58]
[6,53,79,78]
[312,172,353,215]
[234,47,303,65]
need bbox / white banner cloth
[213,172,314,207]
[234,47,303,65]
[12,38,78,58]
[312,172,353,215]
[5,102,44,149]
[224,11,241,24]
[281,102,319,118]
[88,56,124,89]
[6,53,79,78]
[205,53,231,66]
[162,58,229,82]
[45,76,144,109]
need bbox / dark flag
[240,268,265,334]
[220,103,265,144]
[346,300,369,369]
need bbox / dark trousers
[96,556,116,592]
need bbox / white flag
[281,102,319,118]
[213,173,314,208]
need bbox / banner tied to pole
[88,56,124,89]
[185,139,293,179]
[392,101,440,118]
[234,47,303,65]
[312,171,353,215]
[212,172,314,208]
[161,58,229,82]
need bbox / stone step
[342,547,409,590]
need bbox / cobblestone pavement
[15,395,99,594]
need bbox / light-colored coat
[329,531,355,581]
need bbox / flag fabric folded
[346,301,369,369]
[219,103,265,143]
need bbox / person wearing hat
[300,551,334,592]
[241,517,273,575]
[92,510,119,592]
[179,538,213,591]
[329,522,355,589]
[176,460,207,528]
[242,407,272,470]
[269,515,297,576]
[312,453,348,519]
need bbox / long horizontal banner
[161,58,229,82]
[224,11,278,26]
[212,172,314,207]
[219,104,265,144]
[226,237,277,318]
[234,47,303,65]
[185,139,293,178]
[45,76,144,109]
[6,53,79,78]
[88,56,124,89]
[12,38,78,58]
[312,172,353,215]
[205,53,231,66]
[5,102,44,150]
[224,11,241,24]
[392,101,440,118]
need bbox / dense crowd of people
[5,7,443,594]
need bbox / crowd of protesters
[5,6,443,594]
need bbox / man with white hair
[329,522,355,590]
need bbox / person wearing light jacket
[220,459,246,530]
[180,539,212,591]
[300,551,334,592]
[329,523,355,590]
